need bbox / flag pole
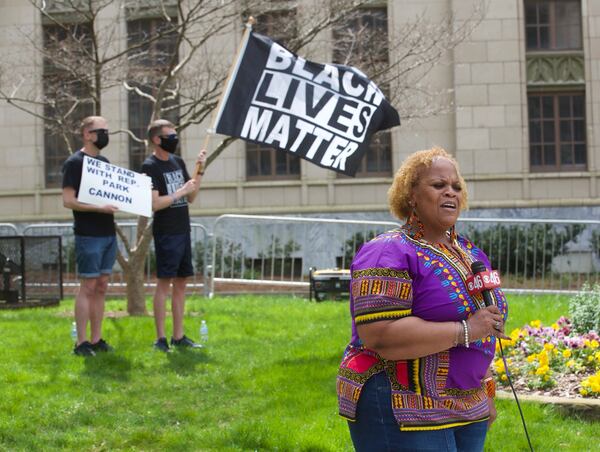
[193,16,255,177]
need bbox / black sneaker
[73,341,96,356]
[91,338,113,353]
[153,337,172,353]
[170,335,203,349]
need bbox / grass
[0,293,597,451]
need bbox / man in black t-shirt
[142,119,207,352]
[62,116,118,356]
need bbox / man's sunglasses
[160,133,178,139]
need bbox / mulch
[503,372,588,399]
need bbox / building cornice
[3,198,600,223]
[4,171,599,198]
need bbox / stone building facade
[0,0,598,224]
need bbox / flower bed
[493,317,600,398]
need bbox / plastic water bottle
[70,322,77,342]
[200,320,208,345]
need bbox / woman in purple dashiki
[337,147,509,452]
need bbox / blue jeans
[75,235,117,278]
[348,372,488,452]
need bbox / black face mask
[92,129,109,150]
[159,134,179,153]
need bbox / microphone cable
[498,339,534,452]
[468,261,534,450]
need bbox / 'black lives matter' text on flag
[212,31,400,177]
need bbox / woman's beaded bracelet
[453,321,462,347]
[462,319,469,348]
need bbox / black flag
[213,32,400,177]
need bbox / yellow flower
[530,320,542,329]
[544,343,555,351]
[494,359,505,374]
[566,359,576,367]
[510,328,522,341]
[551,323,559,330]
[526,354,537,363]
[535,365,550,376]
[588,356,594,362]
[562,349,572,358]
[584,339,591,348]
[538,351,549,367]
[543,375,550,381]
[580,389,589,396]
[591,340,599,350]
[501,374,508,381]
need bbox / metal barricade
[190,223,211,297]
[17,216,600,297]
[0,223,19,236]
[22,221,211,296]
[208,214,401,296]
[457,217,600,293]
[208,215,600,296]
[23,223,76,283]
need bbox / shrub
[337,230,380,269]
[462,223,585,278]
[569,283,600,334]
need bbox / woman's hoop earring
[449,225,457,243]
[405,207,425,240]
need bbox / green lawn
[0,294,597,451]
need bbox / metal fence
[6,215,600,297]
[0,224,19,236]
[208,214,400,295]
[208,215,600,295]
[0,235,62,304]
[456,217,600,292]
[22,222,211,296]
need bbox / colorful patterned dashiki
[337,228,508,431]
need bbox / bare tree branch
[115,225,131,257]
[1,0,484,312]
[114,128,146,144]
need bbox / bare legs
[153,276,188,340]
[74,274,109,345]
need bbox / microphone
[467,261,501,307]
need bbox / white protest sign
[78,156,152,218]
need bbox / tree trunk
[125,260,148,315]
[116,217,154,315]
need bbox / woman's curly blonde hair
[388,146,468,220]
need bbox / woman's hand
[466,306,510,341]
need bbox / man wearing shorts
[142,119,207,352]
[62,116,118,356]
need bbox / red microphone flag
[466,269,501,296]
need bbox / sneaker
[170,335,203,349]
[91,338,113,353]
[73,341,96,356]
[153,337,172,353]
